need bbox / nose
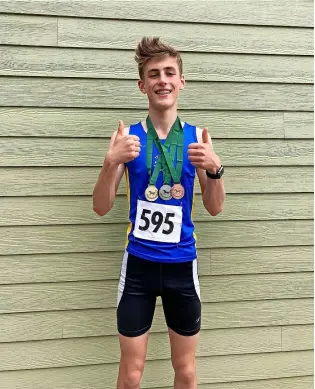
[159,71,167,84]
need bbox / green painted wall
[0,1,313,388]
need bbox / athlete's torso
[125,120,198,263]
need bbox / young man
[93,37,225,389]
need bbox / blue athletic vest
[125,121,198,263]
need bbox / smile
[155,90,171,95]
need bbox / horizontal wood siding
[0,1,313,388]
[0,0,313,27]
[0,351,313,388]
[0,77,313,110]
[0,246,312,285]
[1,108,313,138]
[0,194,313,225]
[0,138,313,166]
[1,166,314,197]
[0,46,313,83]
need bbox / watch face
[218,166,224,177]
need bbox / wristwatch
[206,165,224,179]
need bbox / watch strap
[206,165,224,179]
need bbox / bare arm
[197,167,225,216]
[188,127,225,216]
[92,143,125,216]
[92,121,140,216]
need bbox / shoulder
[184,123,203,144]
[116,120,146,138]
[123,126,130,136]
[181,120,199,137]
[127,120,146,135]
[195,127,203,143]
[182,120,214,146]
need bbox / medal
[159,184,172,201]
[145,185,158,201]
[146,116,185,203]
[171,183,185,200]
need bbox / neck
[147,105,178,137]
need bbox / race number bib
[134,200,183,243]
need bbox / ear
[138,79,146,94]
[179,75,185,90]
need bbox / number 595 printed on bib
[133,200,183,243]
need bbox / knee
[173,362,196,385]
[120,362,144,389]
[122,370,142,389]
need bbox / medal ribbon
[146,116,184,185]
[146,130,162,186]
[160,129,179,185]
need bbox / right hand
[107,120,141,165]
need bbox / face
[138,55,185,110]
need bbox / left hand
[188,128,221,173]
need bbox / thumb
[202,127,210,144]
[117,120,124,137]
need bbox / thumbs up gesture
[188,128,221,173]
[107,120,141,165]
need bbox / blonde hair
[134,36,183,79]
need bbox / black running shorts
[117,252,201,337]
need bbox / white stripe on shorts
[193,259,200,300]
[117,251,128,307]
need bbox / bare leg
[168,328,199,389]
[117,332,149,389]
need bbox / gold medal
[171,183,185,200]
[145,185,158,201]
[159,184,172,201]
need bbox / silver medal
[159,184,172,201]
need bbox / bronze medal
[145,185,158,201]
[171,183,185,200]
[159,184,172,201]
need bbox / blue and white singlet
[124,121,198,263]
